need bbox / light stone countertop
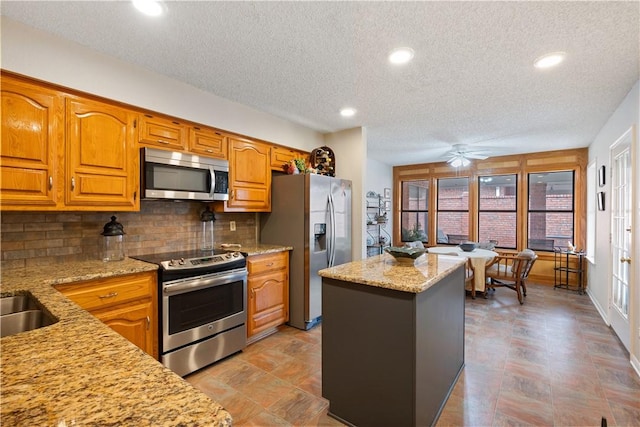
[230,243,293,256]
[318,253,465,293]
[0,258,232,426]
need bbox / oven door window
[146,163,211,193]
[168,280,243,335]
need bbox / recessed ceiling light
[132,0,165,17]
[388,47,415,65]
[340,108,356,117]
[533,51,566,69]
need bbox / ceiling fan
[445,144,490,167]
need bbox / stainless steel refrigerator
[261,174,352,330]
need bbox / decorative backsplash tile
[0,201,258,269]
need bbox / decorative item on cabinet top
[309,146,335,176]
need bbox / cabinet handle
[133,191,137,201]
[230,189,235,200]
[49,176,53,190]
[266,262,274,267]
[71,177,75,191]
[146,316,150,330]
[620,257,631,264]
[98,291,118,299]
[206,149,213,153]
[157,139,170,144]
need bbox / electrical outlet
[230,221,236,231]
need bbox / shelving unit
[553,249,586,294]
[366,192,391,257]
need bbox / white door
[610,129,632,351]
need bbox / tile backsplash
[1,201,258,269]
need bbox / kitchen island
[1,259,232,426]
[318,253,466,427]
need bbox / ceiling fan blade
[465,153,489,160]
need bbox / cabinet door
[189,126,228,159]
[138,114,187,151]
[94,300,156,358]
[0,77,64,209]
[66,98,138,210]
[270,146,305,171]
[248,270,288,337]
[224,137,271,211]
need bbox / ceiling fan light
[450,157,462,168]
[461,157,471,167]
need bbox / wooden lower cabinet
[56,271,158,359]
[246,251,289,343]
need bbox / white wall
[0,17,324,151]
[366,157,394,247]
[588,80,639,374]
[324,127,367,261]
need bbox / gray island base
[319,254,465,427]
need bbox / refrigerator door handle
[328,192,336,266]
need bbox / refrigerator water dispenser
[314,223,326,252]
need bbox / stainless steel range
[132,250,247,376]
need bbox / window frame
[436,177,470,246]
[526,170,576,252]
[477,174,518,249]
[399,180,430,244]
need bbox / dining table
[427,246,499,294]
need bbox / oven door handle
[163,270,246,296]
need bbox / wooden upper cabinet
[270,146,306,172]
[0,77,64,209]
[66,98,138,210]
[189,126,228,159]
[219,137,271,212]
[138,113,187,151]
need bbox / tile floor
[185,284,640,426]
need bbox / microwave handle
[208,168,214,196]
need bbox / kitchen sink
[0,294,58,337]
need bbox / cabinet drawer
[56,272,155,312]
[138,114,187,150]
[247,252,288,275]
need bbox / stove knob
[179,257,185,265]
[168,259,176,266]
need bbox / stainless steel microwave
[141,147,229,201]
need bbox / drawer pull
[98,291,118,299]
[266,262,274,267]
[157,139,170,144]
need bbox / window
[527,171,574,251]
[400,180,429,243]
[478,175,517,249]
[437,177,469,244]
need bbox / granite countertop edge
[0,257,232,426]
[318,253,466,293]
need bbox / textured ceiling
[1,1,638,166]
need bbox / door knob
[620,257,631,264]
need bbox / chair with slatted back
[484,249,538,304]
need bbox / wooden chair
[484,249,538,304]
[441,252,476,298]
